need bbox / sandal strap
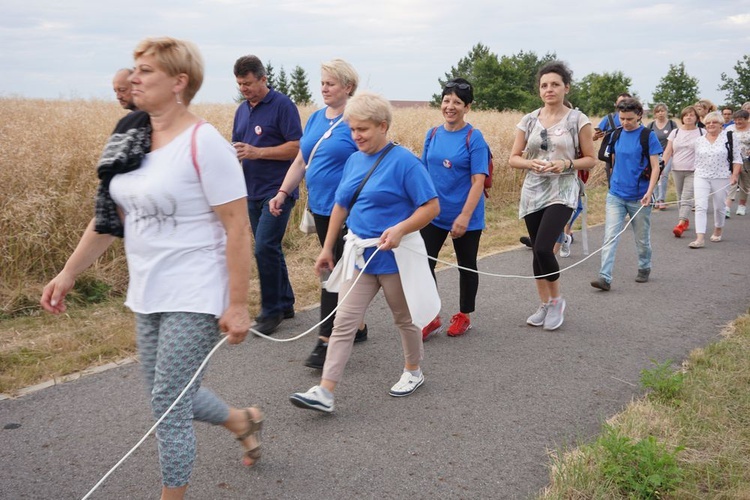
[236,407,264,441]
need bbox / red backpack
[427,126,494,198]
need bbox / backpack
[648,119,677,135]
[608,126,664,181]
[525,108,589,183]
[725,130,735,173]
[597,113,618,162]
[427,126,494,198]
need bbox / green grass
[540,312,750,499]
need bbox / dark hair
[616,97,643,116]
[680,105,699,120]
[722,106,734,113]
[616,92,632,101]
[537,61,572,86]
[734,109,750,120]
[234,55,266,79]
[441,78,474,105]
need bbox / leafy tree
[277,66,290,96]
[433,44,557,111]
[718,55,750,107]
[290,65,313,105]
[651,62,699,116]
[265,60,277,90]
[571,71,632,116]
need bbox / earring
[176,93,183,105]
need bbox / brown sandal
[236,406,264,467]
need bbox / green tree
[718,55,750,107]
[277,66,290,96]
[571,71,632,116]
[265,60,277,90]
[651,62,699,116]
[290,65,313,105]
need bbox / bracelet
[568,159,574,171]
[278,189,290,197]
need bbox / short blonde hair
[703,110,723,125]
[321,59,359,96]
[133,37,204,105]
[344,91,392,129]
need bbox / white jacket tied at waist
[324,231,441,329]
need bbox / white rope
[82,182,734,497]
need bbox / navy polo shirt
[231,89,303,201]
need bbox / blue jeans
[599,193,652,283]
[655,158,673,202]
[248,196,296,318]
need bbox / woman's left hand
[379,224,405,250]
[450,214,469,238]
[219,303,251,344]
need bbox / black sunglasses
[540,128,548,151]
[445,81,471,90]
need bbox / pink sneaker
[447,313,471,337]
[421,316,442,341]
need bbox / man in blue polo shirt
[591,97,662,291]
[232,55,303,334]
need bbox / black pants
[420,223,482,314]
[312,212,346,338]
[523,204,573,282]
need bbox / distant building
[390,100,431,109]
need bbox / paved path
[2,206,749,499]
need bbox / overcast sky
[2,0,749,108]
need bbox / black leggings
[523,204,573,282]
[420,223,482,314]
[312,212,346,338]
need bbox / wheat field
[0,98,607,392]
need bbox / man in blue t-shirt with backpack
[591,97,663,291]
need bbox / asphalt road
[2,205,749,500]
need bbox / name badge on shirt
[255,125,262,135]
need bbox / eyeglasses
[540,128,548,151]
[445,81,471,90]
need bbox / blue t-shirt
[231,89,303,201]
[300,108,358,216]
[335,144,438,274]
[421,124,489,231]
[610,126,663,200]
[598,113,621,132]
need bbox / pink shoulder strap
[191,120,206,178]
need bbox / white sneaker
[290,385,334,413]
[559,234,572,258]
[725,207,731,219]
[543,297,566,331]
[389,371,424,397]
[526,303,548,326]
[736,205,746,216]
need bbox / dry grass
[0,98,608,394]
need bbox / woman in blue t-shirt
[420,78,490,339]
[270,59,367,370]
[289,92,440,413]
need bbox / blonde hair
[321,59,359,96]
[696,99,717,113]
[344,91,392,129]
[133,37,204,105]
[703,110,723,125]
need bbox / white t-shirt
[110,122,247,316]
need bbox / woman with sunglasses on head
[509,61,596,330]
[419,78,490,339]
[688,111,742,248]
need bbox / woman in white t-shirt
[688,111,741,248]
[662,105,704,237]
[41,38,261,499]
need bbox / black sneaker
[590,277,611,291]
[253,314,283,335]
[305,342,328,369]
[354,324,368,343]
[520,236,532,248]
[283,308,295,319]
[635,268,650,283]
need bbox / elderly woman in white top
[688,111,742,248]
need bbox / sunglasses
[540,128,548,151]
[445,81,471,90]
